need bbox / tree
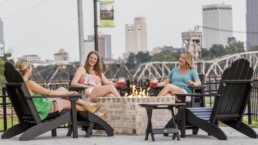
[224,37,245,54]
[125,53,136,69]
[135,51,151,64]
[151,50,180,62]
[0,53,13,85]
[249,45,258,51]
[210,44,224,58]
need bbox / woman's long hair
[84,51,103,78]
[182,51,195,69]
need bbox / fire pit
[97,96,175,135]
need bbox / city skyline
[0,0,246,61]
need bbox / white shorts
[181,89,191,102]
[86,87,94,95]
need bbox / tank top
[78,69,102,88]
[32,93,52,120]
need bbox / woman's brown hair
[84,51,103,78]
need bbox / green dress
[32,93,52,120]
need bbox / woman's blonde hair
[15,59,31,76]
[84,51,103,78]
[182,51,195,69]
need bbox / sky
[0,0,246,61]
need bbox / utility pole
[77,0,85,66]
[93,0,98,51]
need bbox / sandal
[84,102,102,113]
[95,110,108,120]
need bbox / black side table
[139,103,186,141]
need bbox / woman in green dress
[15,59,103,120]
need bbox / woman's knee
[164,83,173,89]
[56,99,71,112]
[57,87,67,91]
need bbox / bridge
[31,51,258,84]
[133,51,258,78]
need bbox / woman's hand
[187,80,195,86]
[68,91,79,95]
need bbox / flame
[126,85,150,98]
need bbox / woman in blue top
[157,51,201,102]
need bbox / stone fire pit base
[96,96,175,135]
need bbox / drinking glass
[150,78,158,87]
[117,77,126,86]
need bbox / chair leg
[223,120,258,138]
[67,125,72,136]
[85,122,95,137]
[187,110,227,140]
[192,128,199,135]
[51,129,57,137]
[1,124,29,139]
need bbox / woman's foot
[175,96,181,103]
[95,110,108,120]
[84,102,102,113]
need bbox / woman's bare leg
[89,85,121,102]
[54,99,85,112]
[158,84,185,96]
[105,93,115,97]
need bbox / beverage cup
[150,78,158,87]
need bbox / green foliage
[125,51,151,70]
[249,45,258,51]
[202,37,245,60]
[224,37,245,54]
[151,50,180,62]
[0,53,13,85]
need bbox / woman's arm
[187,80,201,87]
[27,80,74,96]
[157,78,170,86]
[101,73,114,85]
[70,67,85,87]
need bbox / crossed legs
[88,85,121,102]
[158,84,185,102]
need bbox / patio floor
[1,127,258,145]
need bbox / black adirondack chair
[67,75,114,137]
[1,62,81,140]
[1,62,113,140]
[175,58,258,140]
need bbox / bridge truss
[133,51,258,78]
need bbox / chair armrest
[175,93,221,98]
[189,85,206,90]
[68,86,86,92]
[222,80,252,84]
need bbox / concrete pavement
[1,127,258,145]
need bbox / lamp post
[93,0,98,51]
[77,0,85,66]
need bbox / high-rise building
[0,18,4,57]
[246,0,258,50]
[54,48,69,62]
[83,34,112,62]
[125,17,147,58]
[202,4,233,49]
[0,18,3,44]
